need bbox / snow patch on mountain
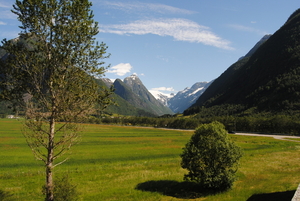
[189,87,204,96]
[130,73,137,80]
[149,90,174,100]
[149,90,175,107]
[152,81,213,113]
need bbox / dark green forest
[186,8,300,116]
[88,114,300,135]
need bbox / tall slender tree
[0,0,113,200]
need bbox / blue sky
[0,0,299,97]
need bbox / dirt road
[234,132,300,142]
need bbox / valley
[0,119,299,201]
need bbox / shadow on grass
[247,190,295,201]
[0,189,15,201]
[135,180,226,199]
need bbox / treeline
[2,101,300,135]
[2,113,300,135]
[87,114,300,135]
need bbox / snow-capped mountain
[154,81,213,113]
[101,74,212,114]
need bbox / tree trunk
[45,118,55,201]
[45,163,54,201]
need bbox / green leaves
[1,0,112,116]
[180,121,242,190]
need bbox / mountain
[185,8,300,116]
[114,78,150,109]
[96,78,157,117]
[113,74,173,116]
[167,81,212,113]
[151,81,212,113]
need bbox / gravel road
[234,132,300,142]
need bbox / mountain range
[101,75,213,115]
[101,30,274,115]
[1,9,300,118]
[153,81,212,113]
[97,30,280,116]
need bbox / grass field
[0,119,299,201]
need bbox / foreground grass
[0,119,299,200]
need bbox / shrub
[180,121,242,190]
[42,174,79,201]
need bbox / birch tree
[0,0,112,200]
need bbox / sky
[0,0,299,97]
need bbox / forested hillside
[186,8,300,116]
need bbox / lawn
[0,119,299,200]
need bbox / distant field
[0,119,299,201]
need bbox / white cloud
[101,18,233,50]
[103,1,195,15]
[228,24,268,35]
[107,63,132,76]
[0,21,6,25]
[151,87,176,92]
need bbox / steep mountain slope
[186,9,300,115]
[114,78,149,109]
[123,74,158,105]
[95,79,155,117]
[114,75,173,116]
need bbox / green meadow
[0,119,299,201]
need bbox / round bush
[180,121,242,190]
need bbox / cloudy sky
[0,0,299,96]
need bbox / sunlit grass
[0,119,299,200]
